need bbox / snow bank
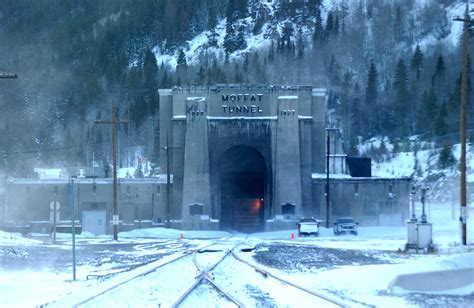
[389,267,474,295]
[119,227,231,239]
[0,231,42,245]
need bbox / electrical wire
[2,140,111,156]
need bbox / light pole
[410,185,417,222]
[420,187,429,223]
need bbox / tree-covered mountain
[0,0,471,175]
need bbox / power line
[2,139,111,156]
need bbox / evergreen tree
[134,161,144,178]
[393,58,410,135]
[438,143,456,169]
[296,28,304,59]
[313,5,324,43]
[143,48,159,115]
[176,48,188,85]
[394,6,405,41]
[417,88,437,135]
[223,0,248,57]
[130,94,148,129]
[410,44,424,80]
[365,61,378,136]
[268,40,275,63]
[281,21,294,50]
[161,69,173,88]
[177,48,187,69]
[434,54,446,78]
[334,13,340,36]
[431,53,447,98]
[195,65,206,84]
[233,63,244,83]
[350,83,363,145]
[328,54,341,86]
[208,1,218,29]
[434,101,448,137]
[325,11,334,38]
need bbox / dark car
[333,217,358,235]
[298,217,319,237]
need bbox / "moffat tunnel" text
[222,93,263,102]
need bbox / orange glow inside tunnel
[251,198,262,213]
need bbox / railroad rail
[44,238,232,307]
[46,237,349,307]
[171,242,245,307]
[229,248,348,307]
[173,240,348,307]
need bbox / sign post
[50,201,60,243]
[69,180,76,281]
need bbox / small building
[1,176,167,235]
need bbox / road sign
[50,211,60,223]
[50,201,61,211]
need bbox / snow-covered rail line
[176,241,348,307]
[228,248,348,307]
[44,237,233,307]
[46,238,349,307]
[172,241,245,307]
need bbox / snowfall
[2,141,474,307]
[0,202,473,307]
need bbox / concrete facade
[2,178,164,234]
[0,85,411,235]
[158,85,410,232]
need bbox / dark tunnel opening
[219,146,266,233]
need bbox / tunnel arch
[218,145,267,233]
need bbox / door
[82,210,107,235]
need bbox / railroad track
[175,243,347,307]
[46,237,349,307]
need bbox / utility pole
[454,3,470,245]
[95,101,129,240]
[159,133,180,228]
[326,130,330,228]
[325,128,340,228]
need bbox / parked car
[298,217,319,237]
[333,217,358,235]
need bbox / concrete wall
[157,85,412,231]
[160,85,321,230]
[2,179,163,233]
[312,177,411,226]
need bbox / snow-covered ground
[0,202,473,307]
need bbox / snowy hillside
[153,0,466,70]
[367,139,474,205]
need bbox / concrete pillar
[311,88,326,173]
[181,97,212,226]
[158,89,173,222]
[274,96,302,217]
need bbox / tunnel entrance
[219,146,266,233]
